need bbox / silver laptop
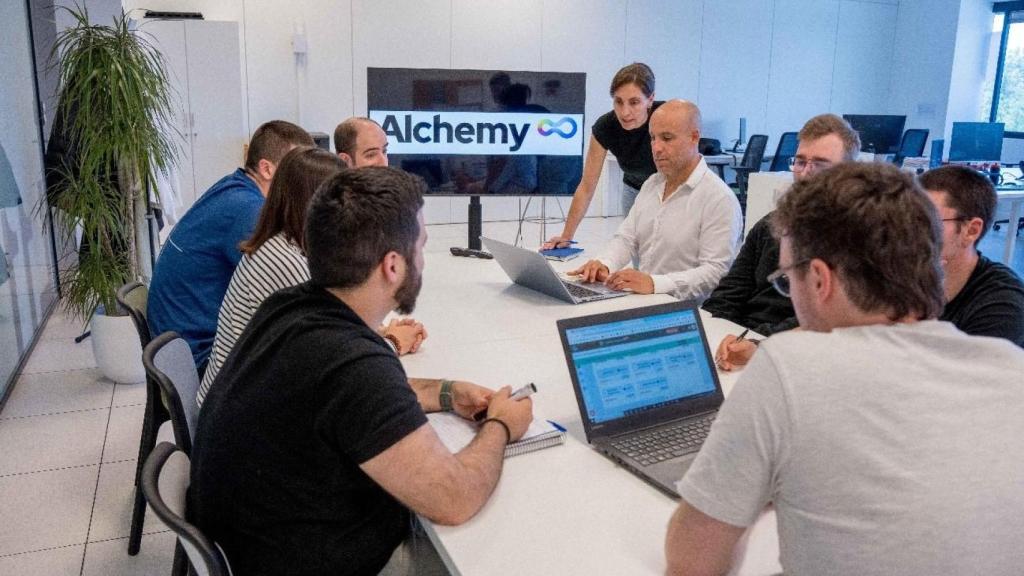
[556,301,724,497]
[481,236,627,304]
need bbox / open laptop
[481,236,627,304]
[556,301,724,497]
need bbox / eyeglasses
[788,157,833,173]
[766,259,811,297]
[940,217,967,223]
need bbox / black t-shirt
[191,283,428,576]
[592,101,663,190]
[940,254,1024,347]
[701,214,798,336]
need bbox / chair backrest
[144,332,201,453]
[142,442,232,576]
[698,137,722,156]
[894,128,929,165]
[769,132,799,171]
[116,281,151,349]
[740,134,769,170]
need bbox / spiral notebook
[427,412,565,458]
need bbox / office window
[988,3,1024,137]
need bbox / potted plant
[44,5,176,383]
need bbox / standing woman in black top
[543,63,661,249]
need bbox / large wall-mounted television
[368,67,586,196]
[949,122,1004,162]
[842,114,907,155]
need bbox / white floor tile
[111,381,147,408]
[0,410,108,476]
[89,460,168,542]
[39,308,90,341]
[0,544,84,576]
[20,337,97,374]
[0,466,96,556]
[81,531,176,576]
[102,405,146,464]
[0,369,112,419]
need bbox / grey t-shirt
[677,320,1024,576]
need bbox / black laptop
[556,301,723,497]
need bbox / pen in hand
[735,328,750,343]
[473,383,536,422]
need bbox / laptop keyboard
[563,281,602,299]
[610,413,715,466]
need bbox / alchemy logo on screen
[537,117,578,139]
[370,111,585,156]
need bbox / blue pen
[547,419,567,432]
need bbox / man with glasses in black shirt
[704,114,861,370]
[920,165,1024,347]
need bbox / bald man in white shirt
[570,99,743,302]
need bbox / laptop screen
[563,308,717,425]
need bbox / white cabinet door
[142,20,194,218]
[184,21,245,202]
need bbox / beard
[394,263,423,315]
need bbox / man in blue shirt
[147,120,313,372]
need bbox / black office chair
[698,137,722,156]
[142,442,233,576]
[731,135,769,214]
[768,132,799,172]
[893,129,929,166]
[143,332,202,454]
[117,281,174,558]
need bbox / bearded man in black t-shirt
[920,165,1024,347]
[191,167,535,576]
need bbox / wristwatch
[439,379,455,412]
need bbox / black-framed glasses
[788,157,833,174]
[766,259,811,297]
[940,217,967,223]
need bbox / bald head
[649,100,703,182]
[334,117,389,167]
[651,99,702,133]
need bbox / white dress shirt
[597,157,743,302]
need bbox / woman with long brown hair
[197,147,426,405]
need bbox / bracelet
[439,379,455,412]
[481,418,511,444]
[383,333,403,355]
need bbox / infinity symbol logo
[537,117,578,138]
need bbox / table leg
[1004,199,1022,265]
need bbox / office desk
[996,187,1024,265]
[402,252,781,575]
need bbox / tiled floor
[0,215,1021,576]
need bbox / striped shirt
[197,233,308,407]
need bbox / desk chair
[117,282,173,558]
[731,134,769,213]
[699,137,722,156]
[768,132,798,172]
[143,332,201,453]
[893,129,929,166]
[142,442,234,576]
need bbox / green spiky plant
[44,4,176,321]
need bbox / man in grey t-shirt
[665,163,1024,576]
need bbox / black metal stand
[450,195,492,258]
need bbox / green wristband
[439,379,455,412]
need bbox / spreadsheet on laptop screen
[564,310,717,424]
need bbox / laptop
[556,301,724,497]
[481,237,627,304]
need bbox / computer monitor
[367,67,586,197]
[949,122,1004,162]
[842,114,907,154]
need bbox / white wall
[887,0,961,141]
[121,0,982,221]
[946,0,996,144]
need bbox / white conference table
[400,251,782,575]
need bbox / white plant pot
[91,306,145,384]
